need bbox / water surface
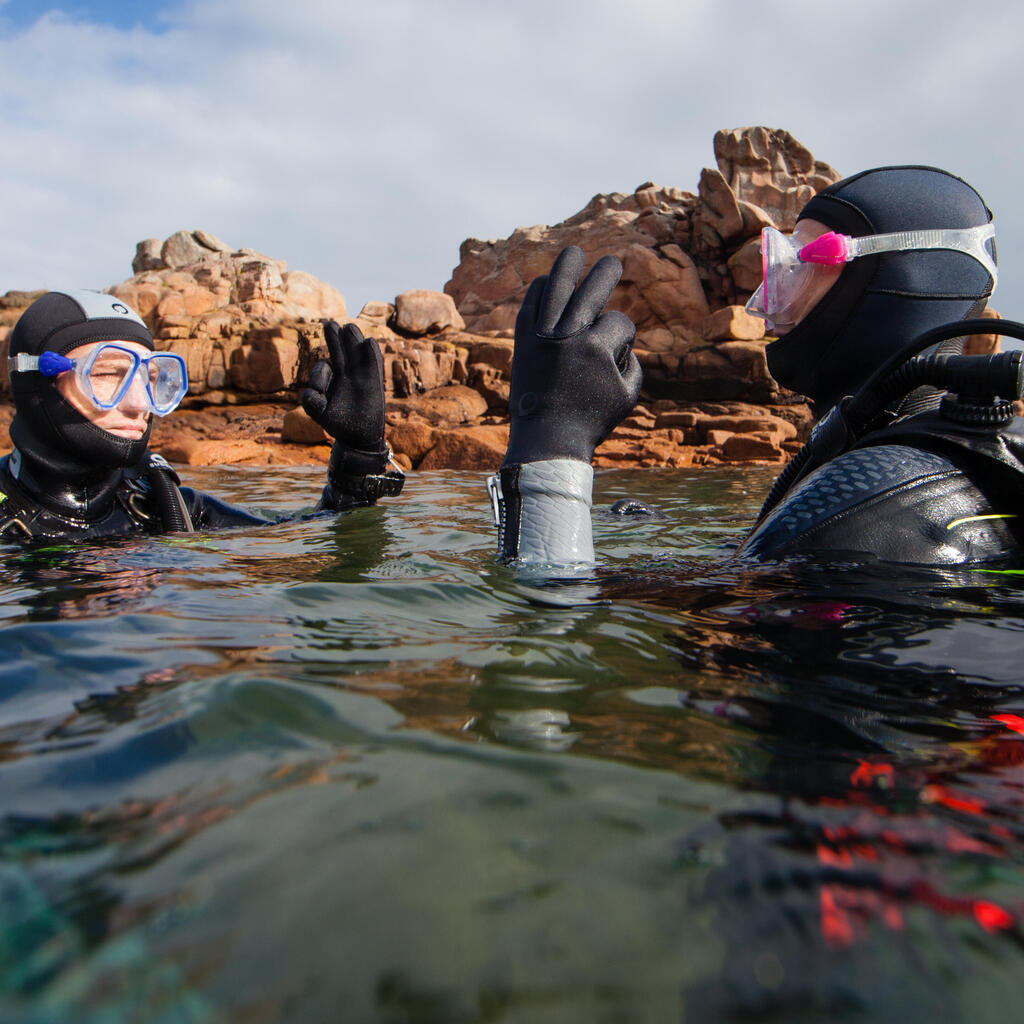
[2,465,1023,1022]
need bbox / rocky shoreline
[0,127,1001,473]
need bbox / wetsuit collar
[4,439,133,524]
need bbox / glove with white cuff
[489,246,641,564]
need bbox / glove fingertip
[538,248,585,333]
[322,319,347,369]
[341,321,366,350]
[301,389,327,419]
[516,276,548,333]
[307,360,333,393]
[621,351,643,402]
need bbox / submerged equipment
[756,319,1024,524]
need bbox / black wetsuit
[0,446,350,543]
[740,420,1024,565]
[2,290,399,546]
[740,166,1019,567]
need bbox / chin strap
[487,460,595,565]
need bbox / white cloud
[1,0,1022,318]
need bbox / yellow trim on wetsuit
[946,514,1018,531]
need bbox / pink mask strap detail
[797,231,850,265]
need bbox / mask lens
[146,354,187,414]
[746,228,822,329]
[761,228,807,316]
[85,346,138,407]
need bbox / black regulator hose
[756,319,1024,523]
[148,463,195,533]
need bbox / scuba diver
[488,165,1024,568]
[0,289,404,541]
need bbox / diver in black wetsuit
[488,165,1024,568]
[0,289,404,542]
[739,165,1024,564]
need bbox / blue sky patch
[0,0,175,33]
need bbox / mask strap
[800,223,997,282]
[8,352,74,376]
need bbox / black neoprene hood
[8,290,156,471]
[765,165,997,413]
[8,290,152,365]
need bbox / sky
[1,0,1022,323]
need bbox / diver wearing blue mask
[488,166,1024,568]
[1,289,403,541]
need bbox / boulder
[465,339,514,376]
[133,238,165,274]
[281,271,347,320]
[388,420,440,463]
[718,433,785,462]
[0,128,859,472]
[728,236,765,293]
[713,127,840,231]
[418,425,509,470]
[394,290,466,335]
[703,305,765,341]
[468,364,510,411]
[158,438,270,466]
[402,385,489,427]
[697,167,743,242]
[161,231,208,269]
[358,300,395,324]
[194,229,233,254]
[282,406,329,444]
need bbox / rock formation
[445,127,841,405]
[0,127,1003,474]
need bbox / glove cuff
[487,460,594,564]
[503,421,593,468]
[328,442,388,479]
[326,444,404,505]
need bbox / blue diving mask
[9,343,188,416]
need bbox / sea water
[1,465,1023,1023]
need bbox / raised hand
[303,321,400,506]
[303,320,387,457]
[504,246,641,466]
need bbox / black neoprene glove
[503,246,641,467]
[302,321,392,497]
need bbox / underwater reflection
[442,556,1024,1017]
[600,561,1024,1017]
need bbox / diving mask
[9,343,188,416]
[745,222,998,329]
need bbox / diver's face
[56,340,152,440]
[772,219,844,336]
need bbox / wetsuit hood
[765,166,997,413]
[8,290,155,471]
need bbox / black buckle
[333,470,405,501]
[329,445,406,501]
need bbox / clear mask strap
[8,354,37,373]
[7,352,74,375]
[848,223,997,281]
